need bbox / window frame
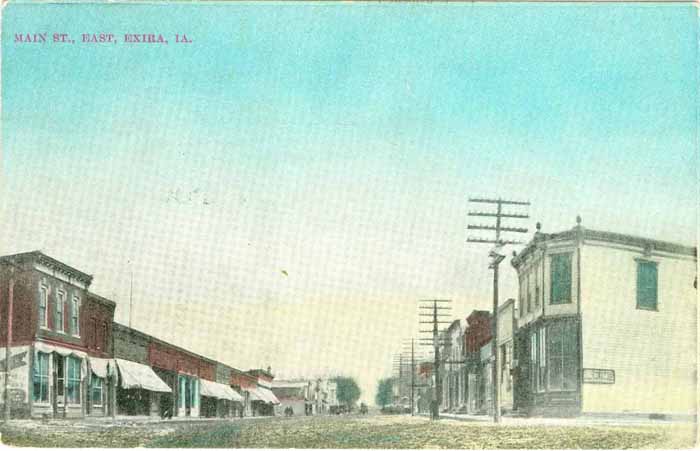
[636,259,659,311]
[537,326,546,392]
[91,374,104,407]
[55,289,66,333]
[66,356,82,405]
[546,321,578,392]
[70,295,81,337]
[550,252,573,305]
[527,274,532,313]
[33,351,50,404]
[39,285,49,329]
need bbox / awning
[200,379,243,402]
[247,388,263,402]
[115,359,171,393]
[249,387,280,405]
[34,342,88,379]
[89,357,115,379]
[262,387,280,405]
[34,342,87,359]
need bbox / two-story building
[0,251,116,419]
[511,219,697,418]
[246,368,279,416]
[440,319,465,412]
[463,310,491,414]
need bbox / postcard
[0,1,697,448]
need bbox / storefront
[32,342,88,419]
[513,316,581,416]
[199,378,243,418]
[177,374,200,417]
[248,386,279,416]
[115,358,172,416]
[86,357,116,417]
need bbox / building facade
[0,251,116,419]
[271,380,312,415]
[511,221,697,418]
[463,310,491,414]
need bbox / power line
[467,197,529,424]
[418,299,452,420]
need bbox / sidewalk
[421,412,695,427]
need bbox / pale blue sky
[2,3,697,401]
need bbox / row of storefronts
[270,379,340,416]
[0,250,280,419]
[410,221,697,419]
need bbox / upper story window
[102,321,109,351]
[70,296,80,336]
[636,260,658,311]
[39,285,49,329]
[550,253,572,304]
[55,290,65,332]
[535,265,541,309]
[526,274,532,313]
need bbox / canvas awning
[200,379,243,402]
[89,357,115,379]
[34,342,88,379]
[115,359,172,393]
[34,342,87,359]
[249,386,280,405]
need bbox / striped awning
[200,379,244,402]
[248,387,279,404]
[115,359,171,393]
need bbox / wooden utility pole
[418,300,451,420]
[468,197,529,423]
[410,339,415,415]
[401,339,424,416]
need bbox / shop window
[550,253,572,304]
[636,261,658,311]
[39,285,48,329]
[191,378,199,408]
[92,375,103,407]
[538,327,546,392]
[530,331,537,392]
[55,290,65,332]
[56,356,65,401]
[66,356,81,404]
[547,321,578,391]
[33,352,50,403]
[179,375,186,409]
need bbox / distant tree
[333,376,361,408]
[375,377,394,408]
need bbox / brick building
[112,324,243,418]
[0,251,116,419]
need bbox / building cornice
[0,251,93,286]
[512,226,696,268]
